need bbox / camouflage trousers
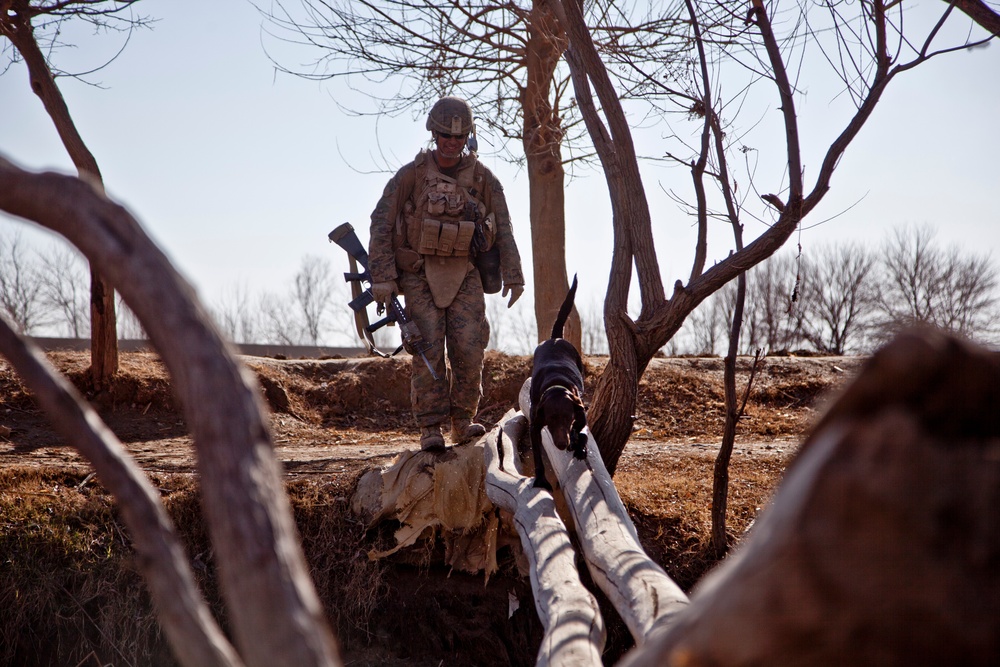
[400,268,490,428]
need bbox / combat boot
[451,418,486,444]
[420,424,446,452]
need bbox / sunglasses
[436,132,468,140]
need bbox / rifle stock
[329,223,438,380]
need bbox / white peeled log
[540,426,689,643]
[521,375,690,643]
[484,409,605,667]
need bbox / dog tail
[550,274,579,339]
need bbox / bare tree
[258,1,689,351]
[713,346,763,558]
[554,0,997,473]
[875,224,999,344]
[0,0,153,385]
[487,294,536,354]
[579,297,609,356]
[1,155,341,666]
[685,256,802,357]
[0,229,45,334]
[38,242,90,338]
[213,281,263,345]
[116,294,146,340]
[292,254,341,346]
[799,242,878,354]
[746,252,804,354]
[486,295,511,352]
[681,292,726,355]
[259,291,303,345]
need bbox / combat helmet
[426,96,475,136]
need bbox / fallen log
[539,425,690,643]
[484,410,605,667]
[619,328,1000,666]
[519,380,690,644]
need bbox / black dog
[529,275,587,490]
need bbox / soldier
[368,96,525,451]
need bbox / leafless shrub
[0,230,45,334]
[874,224,999,345]
[38,242,90,338]
[798,242,878,354]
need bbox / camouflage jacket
[368,149,524,288]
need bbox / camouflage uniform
[368,149,524,432]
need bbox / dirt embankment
[0,350,861,473]
[0,349,862,667]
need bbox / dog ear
[533,400,545,426]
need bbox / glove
[503,283,524,309]
[371,280,398,305]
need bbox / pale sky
[2,1,998,352]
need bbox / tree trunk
[711,273,746,558]
[554,0,820,474]
[1,9,119,386]
[0,317,242,667]
[0,159,341,667]
[621,328,1000,666]
[524,0,581,351]
[89,265,118,386]
[947,0,1000,35]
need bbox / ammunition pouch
[418,219,475,257]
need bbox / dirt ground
[0,349,862,476]
[0,348,864,666]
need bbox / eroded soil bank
[0,350,860,665]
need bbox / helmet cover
[426,96,474,135]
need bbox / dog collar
[540,385,573,400]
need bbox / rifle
[328,223,439,380]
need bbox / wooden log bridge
[480,378,690,664]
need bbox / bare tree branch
[0,313,242,667]
[554,0,997,472]
[0,155,340,667]
[946,0,1000,35]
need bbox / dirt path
[1,414,800,480]
[0,350,856,479]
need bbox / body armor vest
[402,151,493,258]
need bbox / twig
[63,586,135,667]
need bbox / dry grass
[0,458,790,666]
[0,350,859,665]
[0,467,163,667]
[0,466,419,666]
[617,451,791,591]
